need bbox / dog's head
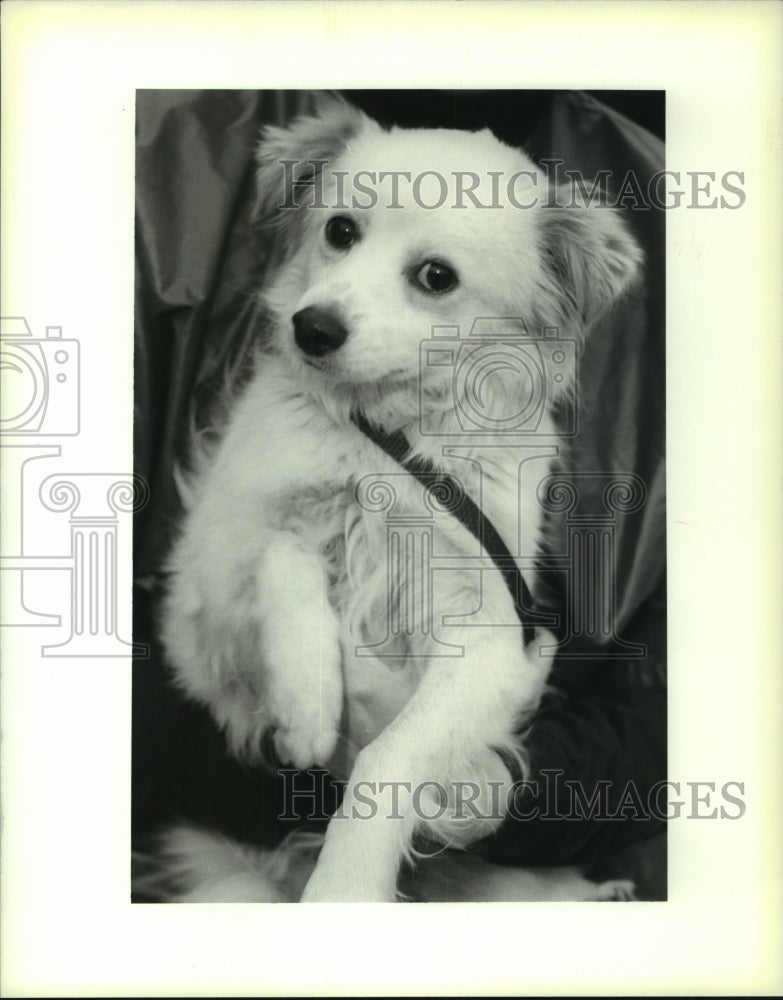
[256,95,642,423]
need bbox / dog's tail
[132,825,323,903]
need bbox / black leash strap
[351,411,536,646]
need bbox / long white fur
[161,96,642,902]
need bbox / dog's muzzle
[293,307,348,357]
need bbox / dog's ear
[254,94,372,248]
[538,193,643,332]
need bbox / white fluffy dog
[160,96,642,902]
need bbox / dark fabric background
[133,90,667,898]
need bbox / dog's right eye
[325,216,358,249]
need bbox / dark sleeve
[489,671,667,867]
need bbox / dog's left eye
[415,261,458,294]
[325,216,358,249]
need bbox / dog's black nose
[293,307,348,357]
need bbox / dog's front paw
[265,626,344,769]
[272,705,341,771]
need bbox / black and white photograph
[1,2,781,996]
[132,88,668,905]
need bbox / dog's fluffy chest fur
[185,352,541,642]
